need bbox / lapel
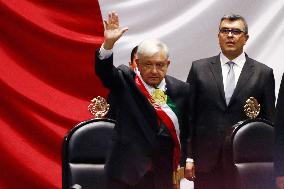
[208,54,227,108]
[165,76,175,100]
[119,65,158,145]
[228,54,255,107]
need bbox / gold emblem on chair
[88,96,110,118]
[152,89,167,106]
[244,97,260,119]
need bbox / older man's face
[137,51,170,88]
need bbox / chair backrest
[223,119,275,189]
[62,118,115,189]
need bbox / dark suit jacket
[105,92,116,120]
[95,51,190,185]
[186,54,275,173]
[275,73,284,176]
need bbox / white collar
[220,52,246,68]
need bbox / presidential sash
[135,73,181,171]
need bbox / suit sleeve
[106,92,117,120]
[275,73,284,176]
[179,82,191,166]
[186,62,197,124]
[185,62,197,160]
[260,68,275,122]
[95,50,121,89]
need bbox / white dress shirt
[98,44,113,60]
[220,52,246,89]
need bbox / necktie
[225,61,235,105]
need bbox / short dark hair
[220,14,248,34]
[130,46,138,63]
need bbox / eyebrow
[220,27,242,30]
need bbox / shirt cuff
[98,43,113,60]
[186,158,194,163]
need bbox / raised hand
[103,11,128,50]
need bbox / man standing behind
[275,73,284,189]
[96,12,192,189]
[129,45,138,70]
[187,14,275,189]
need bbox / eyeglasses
[219,28,245,35]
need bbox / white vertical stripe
[161,103,181,146]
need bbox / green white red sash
[135,73,181,170]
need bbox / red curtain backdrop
[0,1,105,188]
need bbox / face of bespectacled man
[137,51,170,88]
[218,19,249,60]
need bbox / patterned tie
[225,61,235,105]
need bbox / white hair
[137,39,169,59]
